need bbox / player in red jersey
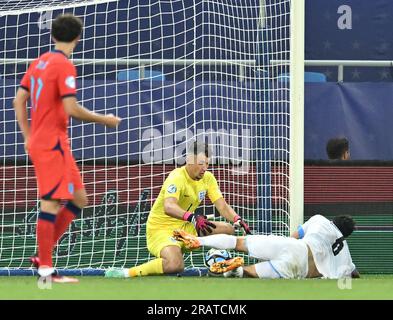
[13,14,121,283]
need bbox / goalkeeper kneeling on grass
[105,141,251,278]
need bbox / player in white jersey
[173,214,360,279]
[295,214,357,279]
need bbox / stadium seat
[117,69,165,81]
[305,72,327,82]
[278,72,327,83]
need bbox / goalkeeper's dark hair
[188,141,212,158]
[332,215,356,238]
[51,14,83,42]
[326,137,349,160]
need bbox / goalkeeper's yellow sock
[128,258,164,277]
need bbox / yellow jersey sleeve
[206,172,223,203]
[162,172,184,201]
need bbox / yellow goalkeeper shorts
[146,222,197,258]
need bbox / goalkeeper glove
[234,215,252,235]
[183,212,216,236]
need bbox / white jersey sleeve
[298,214,356,279]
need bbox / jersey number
[332,236,344,256]
[30,76,43,111]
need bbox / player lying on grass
[173,214,360,279]
[105,141,251,278]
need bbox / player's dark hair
[326,137,349,160]
[51,14,83,42]
[189,141,212,158]
[332,215,356,238]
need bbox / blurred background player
[13,14,121,283]
[174,214,359,280]
[105,141,251,278]
[326,137,350,160]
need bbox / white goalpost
[0,0,304,275]
[289,0,304,235]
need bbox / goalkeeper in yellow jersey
[105,141,251,278]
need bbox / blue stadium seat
[304,72,327,82]
[117,69,165,81]
[278,72,327,83]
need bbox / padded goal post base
[0,267,209,277]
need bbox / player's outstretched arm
[213,198,237,221]
[214,198,251,234]
[13,88,31,152]
[63,96,121,127]
[163,197,191,219]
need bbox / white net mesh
[0,0,291,272]
[0,0,116,15]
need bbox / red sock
[54,201,81,243]
[37,212,56,268]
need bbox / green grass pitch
[1,275,393,300]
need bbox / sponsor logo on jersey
[198,190,206,201]
[167,184,177,194]
[65,76,76,89]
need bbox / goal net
[0,0,303,275]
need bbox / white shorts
[245,235,309,279]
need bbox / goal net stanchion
[289,0,305,235]
[0,0,303,276]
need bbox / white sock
[235,266,244,277]
[123,268,130,278]
[198,234,237,249]
[38,267,55,277]
[224,266,244,278]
